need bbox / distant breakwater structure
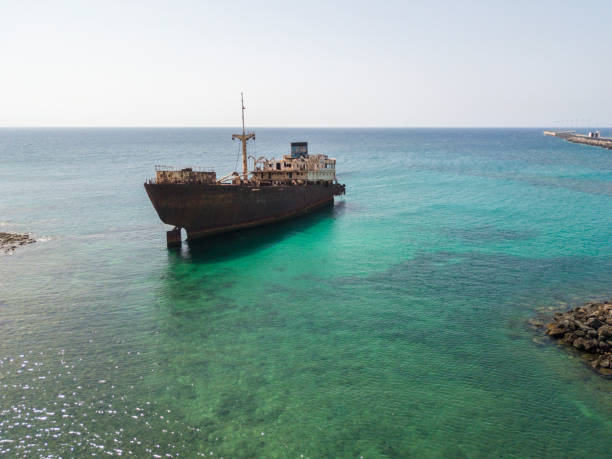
[0,232,35,253]
[544,130,612,150]
[545,300,612,378]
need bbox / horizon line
[0,125,602,129]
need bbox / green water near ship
[1,128,612,457]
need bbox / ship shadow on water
[170,200,346,263]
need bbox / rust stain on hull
[185,197,334,239]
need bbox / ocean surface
[1,127,612,457]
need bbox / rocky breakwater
[546,301,612,377]
[566,135,612,150]
[0,232,35,253]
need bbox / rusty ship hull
[144,182,345,240]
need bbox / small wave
[78,233,107,239]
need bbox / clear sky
[1,0,611,127]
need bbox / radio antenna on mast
[241,93,246,136]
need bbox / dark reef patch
[443,225,538,243]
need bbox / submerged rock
[546,300,612,378]
[0,232,35,253]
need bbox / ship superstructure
[251,143,337,185]
[144,94,345,246]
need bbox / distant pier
[544,130,612,150]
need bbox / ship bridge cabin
[251,142,337,185]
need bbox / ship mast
[232,92,255,178]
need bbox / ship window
[276,163,281,170]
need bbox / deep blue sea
[1,128,612,457]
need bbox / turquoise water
[1,128,612,457]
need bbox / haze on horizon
[2,0,611,128]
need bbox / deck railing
[155,165,215,172]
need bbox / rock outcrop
[0,232,35,253]
[546,301,612,377]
